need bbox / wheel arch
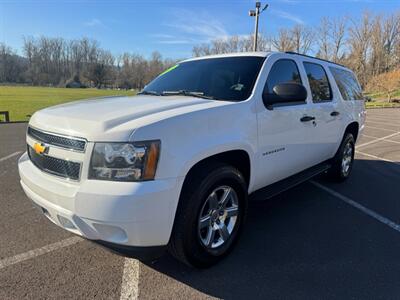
[344,121,359,142]
[332,121,359,157]
[181,149,252,191]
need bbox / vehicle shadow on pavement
[143,159,400,299]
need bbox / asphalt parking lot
[1,108,400,300]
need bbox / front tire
[168,163,248,268]
[327,133,355,182]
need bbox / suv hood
[29,95,229,141]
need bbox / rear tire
[327,133,355,182]
[168,163,248,268]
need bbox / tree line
[193,11,400,88]
[0,11,399,91]
[0,37,177,89]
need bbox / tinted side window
[264,59,302,103]
[303,62,332,102]
[329,67,363,100]
[265,59,302,93]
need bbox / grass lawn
[365,101,400,108]
[365,88,400,109]
[1,85,399,122]
[0,86,136,122]
[366,90,400,101]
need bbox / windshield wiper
[137,90,161,96]
[162,90,216,100]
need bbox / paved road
[0,108,399,299]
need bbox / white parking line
[361,133,381,139]
[361,134,400,145]
[365,125,398,132]
[356,150,400,165]
[384,139,400,145]
[365,120,400,127]
[368,114,400,118]
[311,181,400,232]
[357,132,400,148]
[0,237,82,270]
[0,151,22,163]
[120,258,139,300]
[367,120,400,126]
[367,118,400,123]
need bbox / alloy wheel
[341,141,353,176]
[198,185,239,249]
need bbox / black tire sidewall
[334,133,355,180]
[181,166,247,267]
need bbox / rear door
[301,61,343,161]
[254,56,322,190]
[329,67,366,136]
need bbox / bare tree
[317,17,331,60]
[0,43,25,83]
[192,11,398,91]
[1,10,399,91]
[271,28,295,52]
[86,49,114,88]
[331,16,347,63]
[347,12,373,86]
[226,35,240,52]
[382,12,400,70]
[370,15,386,76]
[192,35,270,57]
[291,25,314,54]
[193,44,212,57]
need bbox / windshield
[142,56,265,102]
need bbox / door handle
[300,116,315,122]
[330,111,340,117]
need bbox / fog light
[57,215,76,229]
[93,223,128,243]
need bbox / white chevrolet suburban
[18,52,365,267]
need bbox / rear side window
[329,67,363,100]
[264,59,302,98]
[303,62,332,102]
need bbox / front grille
[28,146,81,180]
[28,127,86,152]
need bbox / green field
[365,101,400,108]
[365,89,400,109]
[367,90,400,101]
[0,86,135,122]
[1,85,399,122]
[365,89,400,102]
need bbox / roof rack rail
[284,51,347,68]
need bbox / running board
[250,162,331,201]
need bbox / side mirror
[263,83,307,108]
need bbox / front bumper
[18,152,184,248]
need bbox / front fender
[131,101,258,187]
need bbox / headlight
[89,141,160,181]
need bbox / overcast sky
[0,0,398,59]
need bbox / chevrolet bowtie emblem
[33,143,48,155]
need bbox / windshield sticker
[159,64,179,77]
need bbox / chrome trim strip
[28,126,87,153]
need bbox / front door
[254,57,321,191]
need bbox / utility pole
[249,2,268,52]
